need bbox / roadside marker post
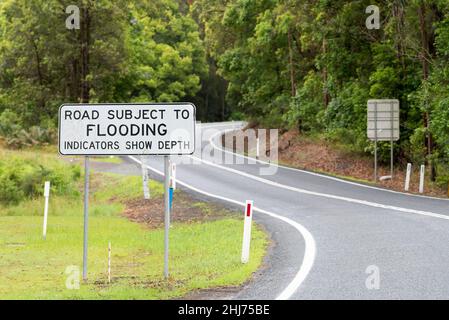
[58,103,196,281]
[241,200,254,264]
[256,137,260,159]
[141,156,150,200]
[404,163,412,192]
[419,165,425,194]
[42,181,50,240]
[169,162,176,211]
[170,162,177,190]
[169,187,174,210]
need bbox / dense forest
[1,0,449,184]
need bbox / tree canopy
[0,0,207,126]
[2,0,449,184]
[192,0,449,184]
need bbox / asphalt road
[118,122,449,299]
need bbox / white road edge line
[128,155,316,300]
[189,153,449,221]
[209,126,449,202]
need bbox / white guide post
[404,163,412,192]
[170,162,176,190]
[43,181,50,240]
[419,165,425,194]
[241,200,254,264]
[141,156,150,199]
[256,137,260,159]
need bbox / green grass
[0,216,266,299]
[0,147,268,299]
[0,170,163,218]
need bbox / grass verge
[0,148,268,299]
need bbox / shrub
[0,109,22,137]
[284,71,324,133]
[0,174,24,205]
[0,156,80,205]
[0,109,57,149]
[5,126,57,149]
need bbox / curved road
[123,122,449,299]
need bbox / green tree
[0,0,207,127]
[114,0,207,103]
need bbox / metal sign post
[374,101,378,182]
[390,101,394,179]
[83,156,90,281]
[164,155,170,279]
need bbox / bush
[323,81,370,154]
[0,109,22,137]
[0,174,24,205]
[5,126,57,149]
[0,156,80,205]
[284,71,324,132]
[0,109,57,149]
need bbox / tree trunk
[80,5,91,103]
[31,40,44,87]
[287,29,296,97]
[393,1,406,71]
[71,59,79,102]
[322,38,330,108]
[31,38,47,119]
[418,0,435,181]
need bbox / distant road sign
[367,99,399,141]
[59,103,196,155]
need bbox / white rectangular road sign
[367,99,400,141]
[59,103,196,155]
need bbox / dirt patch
[122,192,236,229]
[224,129,448,198]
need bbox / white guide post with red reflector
[241,200,254,264]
